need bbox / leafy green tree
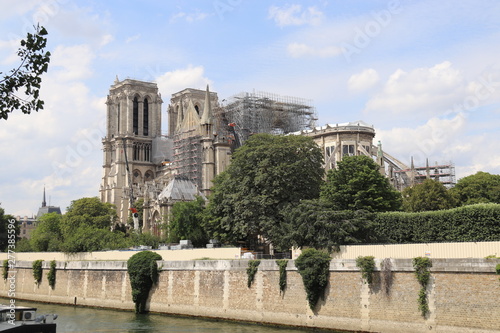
[0,207,18,251]
[168,196,208,247]
[1,25,51,120]
[276,200,377,252]
[61,197,117,236]
[61,225,129,253]
[321,155,401,212]
[450,171,500,206]
[30,212,63,251]
[402,179,456,212]
[204,133,324,247]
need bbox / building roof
[158,177,205,202]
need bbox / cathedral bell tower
[100,78,162,225]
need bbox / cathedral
[100,78,455,236]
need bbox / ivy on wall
[47,260,56,289]
[127,251,162,314]
[246,260,261,288]
[295,249,331,310]
[355,256,375,285]
[32,260,43,285]
[276,259,288,294]
[412,257,432,316]
[2,260,8,280]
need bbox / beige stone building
[100,78,454,236]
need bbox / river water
[6,298,345,333]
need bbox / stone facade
[2,258,499,332]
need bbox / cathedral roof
[158,178,205,202]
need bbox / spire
[42,186,47,208]
[201,84,213,125]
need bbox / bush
[127,251,162,314]
[374,204,500,243]
[295,249,331,310]
[2,260,8,280]
[47,260,56,289]
[32,260,43,285]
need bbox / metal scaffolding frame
[218,91,317,145]
[172,133,202,189]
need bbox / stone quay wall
[1,258,499,333]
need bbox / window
[116,102,120,133]
[133,97,139,135]
[342,144,355,157]
[143,99,149,136]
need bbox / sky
[1,0,500,217]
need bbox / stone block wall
[1,258,499,332]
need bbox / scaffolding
[172,131,202,189]
[391,161,456,191]
[218,91,317,145]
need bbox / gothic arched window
[143,98,149,136]
[116,101,120,133]
[133,97,139,135]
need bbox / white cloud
[348,69,380,92]
[376,113,467,168]
[126,34,141,44]
[50,44,95,81]
[287,43,342,58]
[155,65,212,96]
[268,4,324,27]
[364,61,466,118]
[100,34,114,46]
[170,11,210,23]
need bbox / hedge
[374,203,500,243]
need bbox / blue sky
[1,0,500,216]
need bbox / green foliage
[356,256,375,285]
[450,171,500,206]
[15,238,33,252]
[295,249,331,310]
[47,260,56,289]
[204,133,324,247]
[61,197,118,237]
[168,196,208,247]
[276,259,288,294]
[30,212,63,252]
[412,257,432,316]
[0,25,51,120]
[32,260,43,285]
[127,251,162,314]
[0,206,18,251]
[374,203,500,243]
[246,260,261,288]
[2,260,8,280]
[495,263,500,276]
[61,226,129,253]
[402,179,456,212]
[277,200,377,252]
[321,155,401,212]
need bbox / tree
[204,133,324,247]
[402,179,456,212]
[321,155,401,212]
[276,200,377,252]
[0,206,18,251]
[450,171,500,206]
[59,197,119,253]
[61,197,117,236]
[30,212,63,251]
[167,196,208,247]
[1,25,51,120]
